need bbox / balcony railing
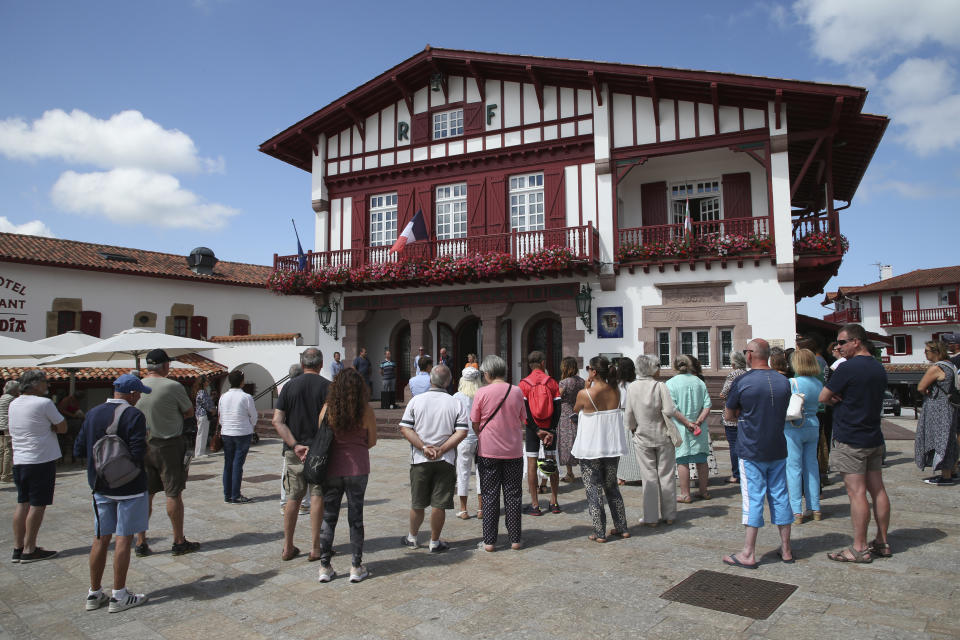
[273,224,599,272]
[824,308,861,324]
[881,306,960,327]
[618,216,770,248]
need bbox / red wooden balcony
[618,216,771,249]
[881,306,960,327]
[273,224,600,272]
[823,308,861,323]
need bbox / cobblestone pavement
[0,418,957,639]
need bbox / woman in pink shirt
[471,355,526,552]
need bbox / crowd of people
[5,323,958,610]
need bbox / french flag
[389,209,428,253]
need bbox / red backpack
[521,379,555,428]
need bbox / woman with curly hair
[316,368,378,584]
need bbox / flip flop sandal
[456,511,470,520]
[560,474,575,483]
[722,553,758,570]
[588,534,607,543]
[676,495,693,503]
[281,546,300,561]
[697,492,712,500]
[608,529,631,538]
[776,549,795,564]
[868,539,892,558]
[827,546,872,563]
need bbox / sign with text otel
[0,275,27,334]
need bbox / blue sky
[1,1,958,317]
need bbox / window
[670,179,720,225]
[680,329,710,367]
[509,173,544,232]
[172,315,188,337]
[893,335,908,355]
[436,183,467,240]
[57,310,76,334]
[433,108,464,140]
[939,290,958,306]
[369,193,398,247]
[720,329,734,367]
[657,330,671,367]
[231,318,250,336]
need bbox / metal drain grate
[244,473,282,484]
[660,570,797,619]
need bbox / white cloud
[0,109,223,174]
[0,217,55,237]
[882,57,960,154]
[794,0,960,65]
[50,169,239,230]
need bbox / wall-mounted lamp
[317,295,340,340]
[430,73,444,92]
[575,284,593,334]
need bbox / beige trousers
[634,439,677,523]
[0,434,12,482]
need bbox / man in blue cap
[73,374,151,613]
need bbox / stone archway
[522,311,563,381]
[230,362,275,411]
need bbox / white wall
[0,262,317,343]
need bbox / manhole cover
[244,473,282,483]
[660,570,797,619]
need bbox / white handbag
[785,378,805,425]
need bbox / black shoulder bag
[475,384,513,463]
[302,405,334,486]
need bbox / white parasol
[40,328,220,370]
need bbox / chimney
[187,247,218,275]
[880,265,893,280]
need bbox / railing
[824,308,861,323]
[881,306,960,327]
[274,224,599,272]
[792,213,844,255]
[618,216,770,248]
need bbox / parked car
[882,390,901,416]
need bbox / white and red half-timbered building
[262,47,887,396]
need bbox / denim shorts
[94,493,149,537]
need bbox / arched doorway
[231,362,275,411]
[391,322,411,399]
[527,316,562,381]
[455,317,481,370]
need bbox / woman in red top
[316,369,377,583]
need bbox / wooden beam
[648,76,660,131]
[616,156,647,180]
[588,70,603,106]
[788,127,838,142]
[525,64,544,111]
[463,59,485,102]
[730,145,766,167]
[426,57,448,102]
[341,104,365,141]
[790,136,824,199]
[710,82,719,134]
[391,76,413,115]
[774,89,783,130]
[297,128,318,156]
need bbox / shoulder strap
[106,404,129,436]
[789,378,799,394]
[477,384,512,436]
[587,389,600,411]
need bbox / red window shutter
[351,196,367,250]
[416,186,433,240]
[905,335,912,355]
[467,177,487,237]
[232,319,250,336]
[412,112,431,145]
[463,102,484,135]
[722,172,753,219]
[640,181,667,227]
[79,310,101,337]
[397,185,416,237]
[488,177,506,236]
[544,168,566,230]
[190,316,207,340]
[949,290,958,306]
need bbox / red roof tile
[0,233,272,288]
[209,333,302,343]
[839,266,960,296]
[0,353,226,383]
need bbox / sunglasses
[585,365,593,371]
[836,339,854,345]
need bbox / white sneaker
[318,565,336,583]
[108,592,147,613]
[349,565,369,583]
[85,591,109,611]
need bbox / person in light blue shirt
[408,356,433,397]
[784,349,824,523]
[330,352,344,378]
